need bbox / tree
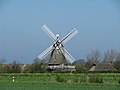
[29,58,45,73]
[74,59,86,72]
[87,49,101,63]
[85,49,101,70]
[114,52,120,70]
[103,49,117,63]
[0,58,7,73]
[0,58,6,64]
[11,60,21,73]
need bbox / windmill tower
[38,25,78,70]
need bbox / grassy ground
[0,82,120,90]
[0,73,120,90]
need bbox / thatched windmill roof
[89,62,117,71]
[49,49,68,65]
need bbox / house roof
[49,49,68,64]
[89,62,117,71]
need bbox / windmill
[38,25,78,67]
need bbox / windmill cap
[56,34,59,37]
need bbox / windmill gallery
[37,25,78,71]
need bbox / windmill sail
[64,49,75,64]
[61,28,78,44]
[41,25,56,41]
[38,45,53,60]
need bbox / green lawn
[0,73,120,90]
[0,82,120,90]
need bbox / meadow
[0,73,120,90]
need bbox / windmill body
[38,25,78,70]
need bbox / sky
[0,0,120,64]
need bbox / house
[89,62,117,71]
[20,64,29,73]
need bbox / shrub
[56,75,67,82]
[89,75,103,83]
[118,79,120,84]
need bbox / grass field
[0,73,120,90]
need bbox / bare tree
[85,49,101,70]
[116,52,120,61]
[0,58,6,64]
[87,49,101,63]
[11,59,21,73]
[103,49,117,63]
[114,52,120,70]
[29,58,45,73]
